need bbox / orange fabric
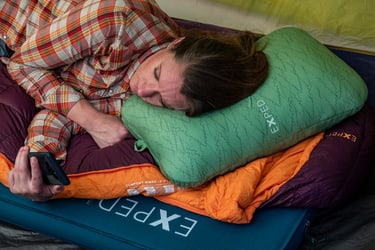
[157,132,323,223]
[54,164,181,199]
[0,159,180,199]
[0,155,13,186]
[0,132,323,224]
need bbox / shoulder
[85,0,166,16]
[85,0,178,30]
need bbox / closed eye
[154,65,161,81]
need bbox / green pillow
[121,27,367,187]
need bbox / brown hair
[172,30,269,116]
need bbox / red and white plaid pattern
[0,0,179,155]
[1,0,179,116]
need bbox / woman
[2,0,268,201]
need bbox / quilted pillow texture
[121,27,368,187]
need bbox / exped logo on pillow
[257,99,279,134]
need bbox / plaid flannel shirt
[1,0,179,116]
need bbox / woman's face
[129,48,189,111]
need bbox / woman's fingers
[8,146,64,201]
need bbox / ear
[168,37,185,48]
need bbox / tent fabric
[206,0,375,53]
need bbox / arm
[7,0,176,147]
[67,99,129,148]
[7,0,129,116]
[7,0,178,115]
[7,0,134,146]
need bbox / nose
[137,88,156,98]
[136,83,158,98]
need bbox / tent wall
[156,0,375,54]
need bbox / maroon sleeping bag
[263,104,375,208]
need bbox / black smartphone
[28,152,70,185]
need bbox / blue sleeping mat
[0,184,313,250]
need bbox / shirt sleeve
[7,1,96,115]
[7,0,179,115]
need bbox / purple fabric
[0,63,38,162]
[262,104,375,208]
[63,133,155,174]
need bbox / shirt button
[109,88,114,94]
[2,34,8,40]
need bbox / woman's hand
[86,112,130,148]
[67,99,130,148]
[8,146,64,201]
